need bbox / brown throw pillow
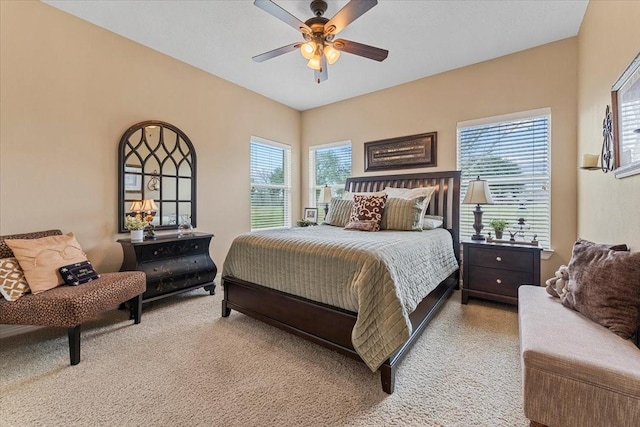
[5,233,88,294]
[349,193,387,231]
[562,239,640,339]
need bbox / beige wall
[577,1,640,249]
[0,1,301,271]
[302,39,579,281]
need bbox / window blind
[308,142,352,223]
[457,112,551,248]
[250,139,291,230]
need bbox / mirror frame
[118,120,197,233]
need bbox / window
[250,137,291,230]
[457,109,551,249]
[308,141,352,222]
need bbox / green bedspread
[222,225,458,371]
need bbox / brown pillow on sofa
[562,239,640,339]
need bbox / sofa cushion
[519,285,640,400]
[0,271,146,327]
[562,239,640,339]
[5,233,88,294]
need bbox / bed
[221,171,461,393]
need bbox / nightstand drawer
[467,247,533,272]
[467,266,534,298]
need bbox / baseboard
[0,325,42,339]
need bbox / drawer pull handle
[194,245,199,249]
[153,250,159,256]
[496,279,502,284]
[496,256,502,262]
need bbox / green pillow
[324,198,353,227]
[380,196,425,231]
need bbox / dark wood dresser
[118,232,217,303]
[462,240,541,306]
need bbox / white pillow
[384,186,436,221]
[342,190,386,200]
[422,215,444,230]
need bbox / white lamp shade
[129,200,144,212]
[462,178,494,205]
[318,186,333,204]
[140,199,158,212]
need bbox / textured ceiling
[43,0,589,111]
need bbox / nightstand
[462,240,541,306]
[118,232,217,304]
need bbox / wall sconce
[462,176,494,241]
[147,169,160,191]
[580,105,615,173]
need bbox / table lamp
[462,176,494,241]
[318,185,333,217]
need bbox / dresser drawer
[467,247,533,272]
[138,238,208,261]
[467,266,534,298]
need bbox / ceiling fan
[252,0,389,84]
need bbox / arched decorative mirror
[118,120,197,233]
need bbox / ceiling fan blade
[325,0,378,36]
[254,0,311,34]
[314,53,328,84]
[333,38,388,62]
[252,42,301,63]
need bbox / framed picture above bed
[364,132,437,172]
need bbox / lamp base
[471,204,485,241]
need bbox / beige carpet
[0,289,527,426]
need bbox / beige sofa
[519,285,640,427]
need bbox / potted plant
[489,219,509,239]
[125,216,149,242]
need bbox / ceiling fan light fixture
[300,41,316,60]
[324,45,340,65]
[307,55,321,70]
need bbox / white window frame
[308,141,352,221]
[457,108,552,250]
[250,136,291,231]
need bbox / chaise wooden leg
[204,284,216,295]
[68,325,81,365]
[380,363,396,394]
[130,294,143,324]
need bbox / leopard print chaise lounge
[0,230,146,365]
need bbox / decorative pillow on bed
[380,197,424,231]
[0,257,30,301]
[4,233,88,294]
[342,190,386,201]
[349,193,387,231]
[562,238,640,339]
[422,215,444,230]
[344,220,379,232]
[324,198,353,227]
[384,186,436,222]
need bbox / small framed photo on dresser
[303,207,318,224]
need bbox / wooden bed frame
[222,171,461,393]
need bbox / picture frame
[364,132,437,172]
[611,51,640,179]
[124,165,142,192]
[303,207,318,223]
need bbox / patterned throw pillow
[324,198,353,227]
[344,220,379,232]
[0,257,30,301]
[59,260,100,285]
[380,197,425,231]
[349,194,387,231]
[5,233,88,294]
